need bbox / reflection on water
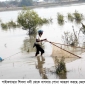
[35,56,67,79]
[58,73,67,79]
[36,56,48,79]
[21,35,36,52]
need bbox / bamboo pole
[50,41,85,49]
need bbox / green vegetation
[1,20,20,31]
[62,29,79,46]
[1,8,51,36]
[67,13,74,22]
[17,8,50,35]
[7,20,18,28]
[81,23,85,34]
[57,13,64,25]
[73,11,84,23]
[1,23,8,31]
[55,57,67,74]
[57,10,84,25]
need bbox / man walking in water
[33,30,47,57]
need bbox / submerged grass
[67,13,74,22]
[73,11,84,24]
[57,10,84,26]
[57,13,64,25]
[1,23,8,31]
[55,56,67,75]
[1,20,21,31]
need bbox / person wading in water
[33,30,47,57]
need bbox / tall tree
[17,8,50,35]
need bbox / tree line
[0,0,85,7]
[0,0,33,7]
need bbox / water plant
[1,23,8,31]
[81,23,85,34]
[67,13,74,22]
[1,20,20,31]
[73,11,84,24]
[57,13,64,25]
[7,20,17,28]
[55,56,67,74]
[1,8,51,35]
[62,30,79,46]
[17,8,51,36]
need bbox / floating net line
[48,41,85,64]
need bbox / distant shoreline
[0,1,85,12]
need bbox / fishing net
[51,42,85,64]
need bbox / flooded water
[0,3,85,79]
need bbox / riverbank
[0,1,85,12]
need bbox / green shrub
[67,13,74,22]
[57,13,64,25]
[73,11,84,23]
[55,57,67,74]
[1,23,8,31]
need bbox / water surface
[0,3,85,79]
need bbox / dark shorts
[34,43,44,56]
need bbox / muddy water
[0,3,85,79]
